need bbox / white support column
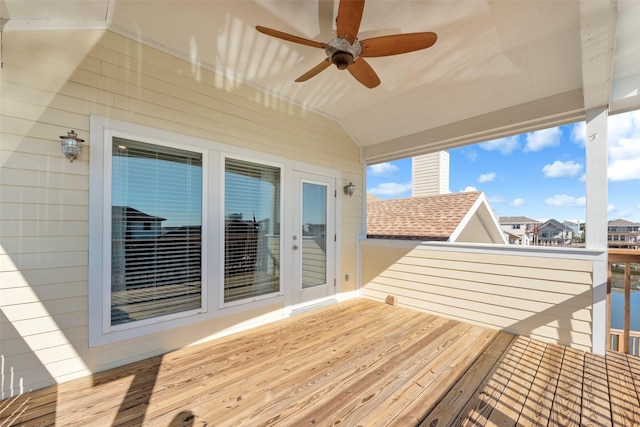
[585,106,608,355]
[586,107,608,250]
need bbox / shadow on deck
[1,298,639,426]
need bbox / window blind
[111,138,203,325]
[224,158,280,302]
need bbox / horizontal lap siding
[361,243,594,352]
[1,30,362,397]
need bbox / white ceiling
[2,0,639,163]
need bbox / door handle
[293,245,299,250]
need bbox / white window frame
[89,116,291,346]
[219,153,285,308]
[89,117,211,346]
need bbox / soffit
[2,0,637,162]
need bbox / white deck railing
[609,328,640,356]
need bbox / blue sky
[367,110,640,223]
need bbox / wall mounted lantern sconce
[343,182,356,197]
[59,130,84,162]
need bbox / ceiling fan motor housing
[326,37,362,69]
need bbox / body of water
[610,289,640,331]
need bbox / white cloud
[480,136,519,155]
[465,149,478,162]
[571,122,586,147]
[368,182,411,196]
[608,204,616,213]
[525,127,561,152]
[542,160,583,178]
[488,195,506,203]
[608,110,640,141]
[462,186,478,192]
[544,194,586,207]
[609,158,640,181]
[510,198,525,207]
[368,162,399,177]
[478,172,497,183]
[607,110,640,181]
[608,138,640,181]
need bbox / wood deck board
[459,334,527,426]
[418,332,515,427]
[606,350,640,426]
[176,305,440,427]
[386,328,503,427]
[550,346,584,426]
[517,341,560,426]
[322,322,481,427]
[1,298,639,427]
[581,352,612,427]
[485,336,536,426]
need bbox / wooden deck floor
[1,298,640,426]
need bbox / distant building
[538,219,573,246]
[367,191,507,244]
[498,216,540,245]
[412,152,450,196]
[608,219,640,249]
[112,206,166,239]
[563,220,581,240]
[500,216,540,246]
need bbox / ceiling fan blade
[336,0,365,44]
[295,59,332,82]
[360,32,438,57]
[347,58,380,88]
[256,26,327,49]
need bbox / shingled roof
[367,191,487,241]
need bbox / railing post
[624,262,631,354]
[606,261,612,351]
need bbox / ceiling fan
[256,0,437,88]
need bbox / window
[111,138,203,326]
[224,158,281,303]
[90,117,289,345]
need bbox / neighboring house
[367,191,508,244]
[538,219,574,246]
[503,228,530,246]
[563,220,583,244]
[608,219,640,249]
[112,206,165,239]
[501,227,532,246]
[498,216,539,246]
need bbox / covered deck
[1,299,638,426]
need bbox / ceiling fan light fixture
[332,51,354,70]
[256,0,437,87]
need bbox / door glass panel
[302,182,327,288]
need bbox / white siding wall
[0,30,363,397]
[361,240,600,352]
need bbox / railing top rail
[608,248,640,263]
[610,328,640,337]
